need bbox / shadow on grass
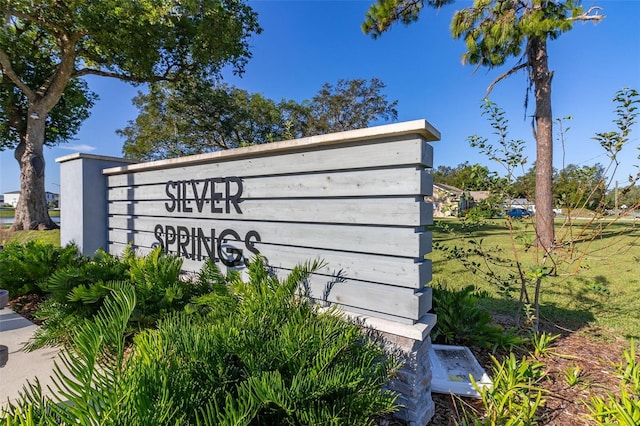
[433,218,640,246]
[476,296,596,338]
[555,221,640,245]
[428,219,516,242]
[475,275,640,340]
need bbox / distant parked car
[506,207,533,218]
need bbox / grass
[0,208,60,247]
[0,228,60,246]
[428,217,640,340]
[0,208,59,217]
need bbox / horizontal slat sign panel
[104,119,440,324]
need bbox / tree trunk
[529,37,554,251]
[10,105,57,231]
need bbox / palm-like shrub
[5,257,398,425]
[431,282,521,351]
[29,249,131,349]
[588,341,640,425]
[42,249,129,312]
[30,247,216,349]
[0,241,79,296]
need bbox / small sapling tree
[436,88,639,331]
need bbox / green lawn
[0,228,60,246]
[0,208,59,217]
[1,208,61,246]
[428,217,640,340]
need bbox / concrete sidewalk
[0,308,60,412]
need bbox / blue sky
[1,0,639,194]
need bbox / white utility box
[429,344,493,398]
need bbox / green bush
[0,241,79,296]
[465,205,495,220]
[431,281,522,351]
[6,257,398,425]
[42,249,129,309]
[30,247,216,349]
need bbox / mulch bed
[7,293,45,324]
[429,320,630,426]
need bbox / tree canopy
[119,81,287,161]
[432,162,493,191]
[0,30,97,152]
[303,78,398,136]
[120,78,398,161]
[0,0,261,230]
[511,163,607,210]
[605,185,640,211]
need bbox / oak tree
[363,0,603,250]
[120,81,287,161]
[303,78,398,136]
[0,0,260,230]
[432,162,493,191]
[119,78,398,160]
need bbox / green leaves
[592,88,640,181]
[6,255,398,424]
[587,341,640,425]
[133,256,397,424]
[1,0,261,157]
[0,241,80,296]
[120,78,398,161]
[305,78,398,136]
[431,282,519,351]
[25,244,212,350]
[475,353,547,425]
[362,0,455,39]
[6,286,137,425]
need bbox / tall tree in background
[120,81,288,161]
[363,0,603,250]
[0,46,97,205]
[432,162,493,191]
[119,78,398,161]
[304,78,398,135]
[512,165,539,199]
[554,163,605,210]
[0,0,260,230]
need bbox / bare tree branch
[485,62,528,98]
[569,6,605,23]
[72,68,175,83]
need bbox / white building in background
[2,191,59,207]
[46,192,59,207]
[3,191,20,207]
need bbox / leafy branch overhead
[1,0,261,230]
[1,1,261,88]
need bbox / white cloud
[59,144,97,152]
